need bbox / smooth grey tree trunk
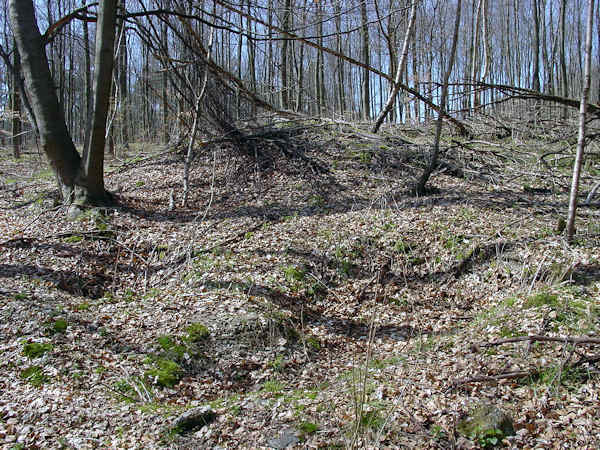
[566,0,595,243]
[11,41,21,159]
[280,0,292,109]
[10,0,82,201]
[118,0,129,150]
[82,0,92,153]
[360,0,371,120]
[83,0,118,203]
[11,0,115,205]
[532,0,541,92]
[372,0,417,133]
[334,0,345,115]
[415,0,462,195]
[559,0,569,119]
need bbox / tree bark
[469,0,482,112]
[118,0,129,150]
[559,0,569,118]
[415,0,462,195]
[360,0,371,120]
[532,0,541,92]
[566,0,595,243]
[11,41,22,159]
[161,2,169,143]
[334,0,345,115]
[280,0,292,110]
[10,0,82,201]
[372,0,417,133]
[82,0,92,152]
[82,0,118,204]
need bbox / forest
[1,0,600,447]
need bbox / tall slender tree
[372,0,417,133]
[11,41,21,158]
[10,0,117,205]
[360,0,371,120]
[415,0,462,195]
[566,0,595,243]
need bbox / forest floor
[1,118,600,449]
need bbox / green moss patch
[524,292,559,309]
[457,404,515,448]
[146,359,183,388]
[185,323,210,342]
[20,366,50,387]
[50,319,68,334]
[22,342,53,359]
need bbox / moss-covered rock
[146,359,183,388]
[457,403,515,448]
[22,342,53,359]
[185,323,210,342]
[171,406,217,434]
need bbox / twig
[450,348,600,391]
[448,370,535,391]
[100,382,139,403]
[481,334,600,347]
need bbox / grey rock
[172,406,217,434]
[67,205,85,220]
[267,428,300,449]
[457,402,515,443]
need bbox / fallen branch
[482,335,600,347]
[170,220,268,267]
[453,240,508,278]
[449,370,534,391]
[449,352,600,391]
[356,257,391,302]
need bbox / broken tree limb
[449,351,600,391]
[585,181,600,204]
[464,81,600,117]
[211,0,471,137]
[371,0,417,133]
[448,370,534,391]
[482,335,600,347]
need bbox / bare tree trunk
[247,0,257,115]
[317,0,325,115]
[360,0,371,120]
[532,0,541,92]
[480,0,490,82]
[280,0,292,109]
[415,0,462,195]
[335,0,345,116]
[82,0,118,203]
[412,38,419,121]
[372,0,417,133]
[566,0,595,243]
[11,41,21,159]
[161,0,170,143]
[559,0,569,119]
[118,0,129,150]
[469,0,482,112]
[295,0,307,112]
[267,0,274,104]
[539,0,552,93]
[597,2,600,103]
[10,0,82,201]
[82,0,92,152]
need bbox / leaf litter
[0,122,599,448]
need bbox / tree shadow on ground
[571,263,600,286]
[1,288,154,359]
[0,264,109,299]
[199,278,417,342]
[116,180,577,226]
